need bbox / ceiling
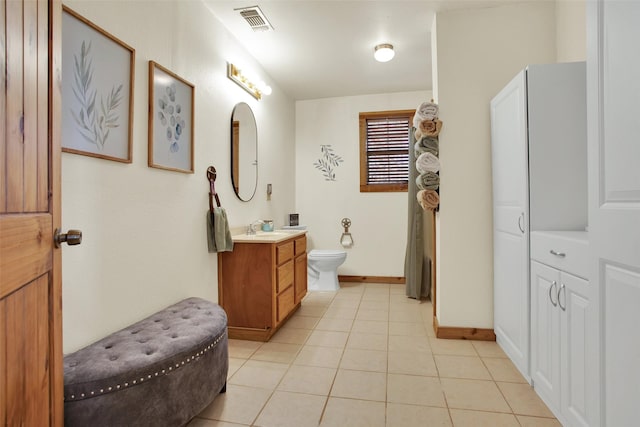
[202,1,437,100]
[204,1,523,100]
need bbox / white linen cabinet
[531,232,590,427]
[490,62,587,383]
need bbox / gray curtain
[404,128,427,299]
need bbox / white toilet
[307,249,347,292]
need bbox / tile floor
[190,282,560,427]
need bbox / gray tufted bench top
[64,297,227,402]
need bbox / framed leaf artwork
[61,6,135,163]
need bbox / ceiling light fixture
[374,43,395,62]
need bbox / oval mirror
[230,102,257,201]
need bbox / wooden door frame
[50,0,63,424]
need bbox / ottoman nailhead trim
[64,330,226,401]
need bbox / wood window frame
[359,109,414,193]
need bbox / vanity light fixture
[374,43,395,63]
[227,62,272,100]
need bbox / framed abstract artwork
[61,6,135,163]
[148,61,195,174]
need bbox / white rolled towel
[413,101,439,128]
[416,152,440,174]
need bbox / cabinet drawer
[277,241,294,265]
[530,231,589,278]
[277,286,295,322]
[294,237,306,256]
[277,260,294,293]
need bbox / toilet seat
[308,249,346,258]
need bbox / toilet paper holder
[340,218,354,247]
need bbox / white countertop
[230,229,307,244]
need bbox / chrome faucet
[246,220,264,235]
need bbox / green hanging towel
[206,208,234,253]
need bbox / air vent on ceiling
[235,6,274,32]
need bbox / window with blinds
[359,110,414,192]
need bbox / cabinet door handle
[549,249,566,258]
[518,213,525,234]
[558,283,566,311]
[549,280,558,307]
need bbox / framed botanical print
[148,61,195,174]
[61,6,135,163]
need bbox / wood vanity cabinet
[218,234,307,341]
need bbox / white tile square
[315,317,353,332]
[227,339,262,359]
[228,360,288,389]
[198,385,271,425]
[434,355,492,380]
[339,348,387,372]
[356,309,389,322]
[330,369,386,401]
[320,397,385,427]
[388,334,431,352]
[278,365,337,395]
[388,321,428,337]
[386,403,452,427]
[254,391,326,427]
[351,319,388,335]
[450,409,520,426]
[285,315,321,330]
[269,327,312,345]
[250,342,301,364]
[322,306,358,319]
[440,378,511,413]
[294,345,343,368]
[306,330,349,348]
[388,350,438,376]
[387,373,446,407]
[346,332,388,351]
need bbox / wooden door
[0,0,63,425]
[490,69,530,381]
[587,1,640,425]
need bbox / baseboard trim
[433,316,496,341]
[338,275,405,284]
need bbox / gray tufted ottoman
[63,297,228,427]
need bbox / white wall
[62,0,295,352]
[295,91,430,277]
[556,0,586,62]
[433,2,556,328]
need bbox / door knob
[54,229,82,248]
